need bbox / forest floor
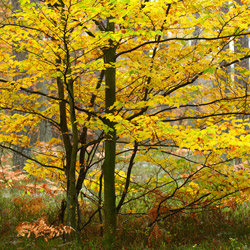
[0,167,250,249]
[1,188,250,250]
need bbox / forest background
[1,0,250,249]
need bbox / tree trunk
[234,0,249,92]
[37,79,52,142]
[66,78,78,234]
[234,0,249,165]
[103,18,117,248]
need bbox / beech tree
[1,0,250,247]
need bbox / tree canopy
[0,0,250,246]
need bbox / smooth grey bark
[221,3,231,94]
[234,36,249,88]
[234,33,249,165]
[37,80,52,142]
[234,0,249,164]
[234,0,249,88]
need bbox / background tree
[10,0,31,169]
[234,0,249,165]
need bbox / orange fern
[16,214,74,241]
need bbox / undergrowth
[1,163,250,249]
[1,186,250,249]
